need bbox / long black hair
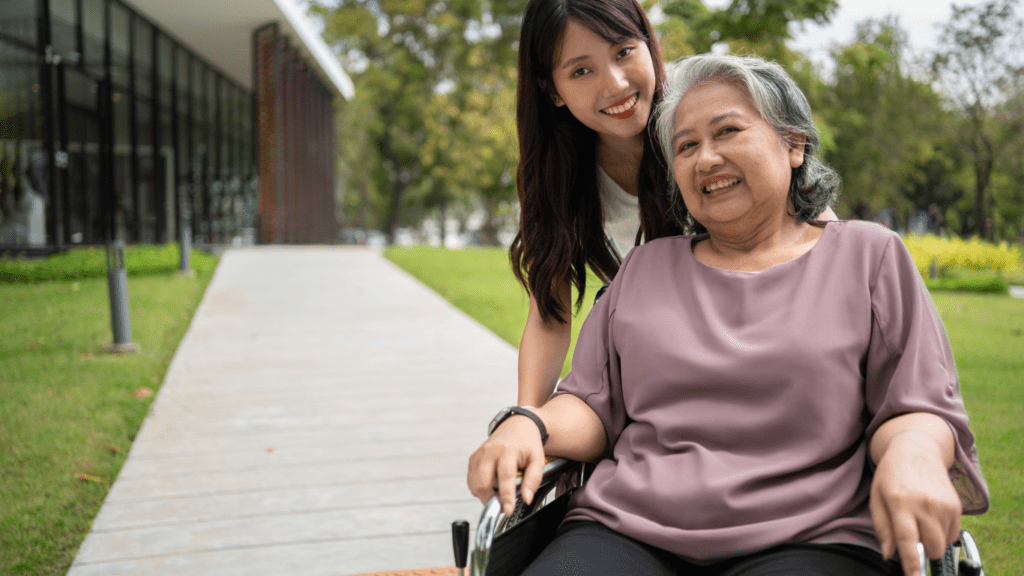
[509,0,684,324]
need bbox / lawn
[386,245,1023,575]
[0,266,216,575]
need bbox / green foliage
[903,234,1024,278]
[931,0,1024,239]
[660,0,839,62]
[0,244,218,284]
[816,18,959,223]
[0,269,216,575]
[323,0,1024,244]
[385,247,1023,575]
[924,276,1010,294]
[317,0,525,240]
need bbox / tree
[313,0,525,243]
[931,0,1024,239]
[655,0,839,63]
[820,18,957,226]
[420,63,518,246]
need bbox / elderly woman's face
[671,81,804,232]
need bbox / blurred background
[2,0,1022,251]
[323,0,1024,250]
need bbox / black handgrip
[452,520,470,569]
[958,559,982,576]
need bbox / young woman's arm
[517,285,573,407]
[468,393,606,515]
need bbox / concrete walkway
[67,247,518,576]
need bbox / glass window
[0,0,37,45]
[175,49,189,119]
[241,89,253,176]
[82,0,105,79]
[191,63,208,240]
[109,2,129,88]
[51,0,78,60]
[207,69,217,161]
[133,17,152,98]
[0,41,45,245]
[135,99,155,242]
[160,107,173,238]
[65,66,99,111]
[111,82,131,241]
[157,34,173,108]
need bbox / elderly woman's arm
[869,412,961,576]
[468,394,606,516]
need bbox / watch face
[488,407,514,435]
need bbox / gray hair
[653,54,840,233]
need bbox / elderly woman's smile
[700,175,742,194]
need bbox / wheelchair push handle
[452,520,470,576]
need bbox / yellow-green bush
[903,234,1024,278]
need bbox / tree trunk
[974,156,992,240]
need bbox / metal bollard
[930,256,938,280]
[178,211,195,277]
[103,241,140,353]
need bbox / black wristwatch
[487,406,548,445]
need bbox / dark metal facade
[1,0,337,252]
[253,24,336,245]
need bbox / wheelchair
[449,458,984,576]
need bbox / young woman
[509,0,684,408]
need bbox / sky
[702,0,999,65]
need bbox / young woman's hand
[467,414,547,516]
[467,395,607,516]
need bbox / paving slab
[67,246,518,576]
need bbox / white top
[598,167,640,260]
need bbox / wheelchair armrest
[473,458,586,576]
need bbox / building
[0,0,352,252]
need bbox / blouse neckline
[686,221,836,277]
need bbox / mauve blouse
[553,220,988,563]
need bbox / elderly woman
[468,54,988,576]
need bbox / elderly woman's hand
[869,413,962,576]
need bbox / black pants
[522,521,901,576]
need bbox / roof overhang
[122,0,354,99]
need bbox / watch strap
[489,406,548,445]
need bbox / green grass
[0,267,217,575]
[932,292,1024,573]
[386,246,601,376]
[386,245,1023,575]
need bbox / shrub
[0,244,218,283]
[923,276,1010,294]
[903,234,1024,279]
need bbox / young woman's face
[549,19,656,144]
[670,80,805,231]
